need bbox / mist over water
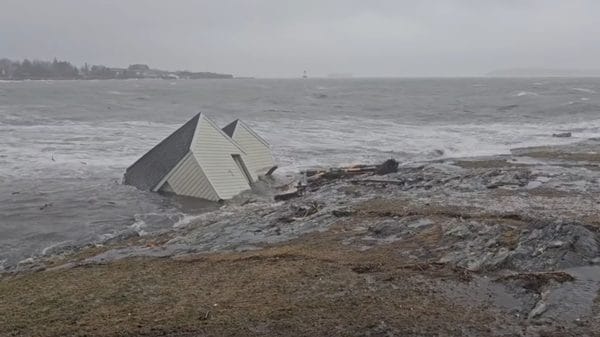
[1,78,600,269]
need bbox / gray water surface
[1,78,600,269]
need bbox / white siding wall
[191,118,251,200]
[165,152,219,201]
[232,125,275,178]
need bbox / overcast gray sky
[1,0,599,77]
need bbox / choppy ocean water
[1,78,600,269]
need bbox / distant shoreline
[0,77,237,81]
[487,68,600,77]
[4,75,600,82]
[0,58,234,81]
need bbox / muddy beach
[2,140,600,337]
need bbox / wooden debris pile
[273,159,399,201]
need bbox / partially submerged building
[222,119,277,179]
[123,113,276,201]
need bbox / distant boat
[302,70,308,79]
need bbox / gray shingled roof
[123,113,200,191]
[221,119,239,137]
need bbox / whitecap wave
[41,240,72,256]
[129,218,148,236]
[572,87,596,94]
[173,213,208,228]
[514,91,538,97]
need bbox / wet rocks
[528,298,548,319]
[496,271,575,294]
[548,240,566,248]
[290,201,322,218]
[571,227,599,257]
[367,220,404,238]
[485,169,531,189]
[428,216,600,273]
[375,159,399,175]
[332,208,355,217]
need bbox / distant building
[0,58,234,80]
[126,64,151,77]
[108,68,126,77]
[176,71,233,79]
[128,64,150,71]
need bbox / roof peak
[123,112,200,190]
[221,119,239,137]
[221,118,270,147]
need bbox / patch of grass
[1,235,501,337]
[499,227,521,250]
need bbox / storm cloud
[1,0,599,77]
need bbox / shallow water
[1,78,600,269]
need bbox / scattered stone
[351,263,383,274]
[571,226,599,258]
[277,216,295,223]
[332,209,354,217]
[291,202,321,218]
[528,300,548,319]
[375,159,399,175]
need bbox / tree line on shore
[0,58,233,80]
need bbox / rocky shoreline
[2,140,600,336]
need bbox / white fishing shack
[222,119,277,179]
[123,113,276,201]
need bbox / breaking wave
[514,91,538,97]
[572,87,596,94]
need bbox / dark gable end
[123,113,200,191]
[221,119,239,137]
